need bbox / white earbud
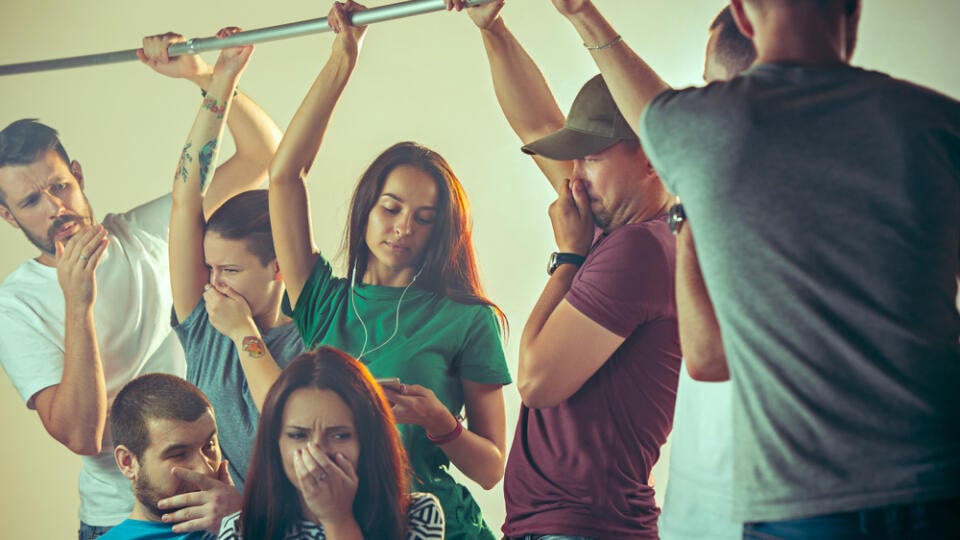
[350,259,422,360]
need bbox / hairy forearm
[676,229,729,381]
[480,18,566,144]
[479,18,571,192]
[561,2,669,134]
[50,303,107,455]
[518,265,577,403]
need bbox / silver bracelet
[584,35,623,51]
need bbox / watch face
[668,203,686,234]
[547,252,559,274]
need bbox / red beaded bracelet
[426,415,464,445]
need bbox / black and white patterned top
[218,492,444,539]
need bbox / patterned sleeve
[217,511,243,539]
[406,492,445,540]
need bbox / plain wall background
[2,1,958,537]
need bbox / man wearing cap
[467,4,680,538]
[551,0,960,538]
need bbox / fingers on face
[83,235,109,269]
[294,447,323,484]
[159,491,201,515]
[333,452,358,483]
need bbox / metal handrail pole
[0,0,494,77]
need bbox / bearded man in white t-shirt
[0,31,279,540]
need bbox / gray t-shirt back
[641,63,960,522]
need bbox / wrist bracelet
[426,414,464,445]
[584,35,623,51]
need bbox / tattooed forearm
[198,139,217,192]
[201,96,227,119]
[176,142,193,183]
[242,336,266,358]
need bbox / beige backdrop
[2,1,959,537]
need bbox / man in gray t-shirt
[555,0,960,537]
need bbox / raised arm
[270,0,368,308]
[516,178,626,407]
[165,27,251,323]
[676,224,729,381]
[553,0,669,135]
[32,226,110,455]
[467,1,571,193]
[137,32,281,217]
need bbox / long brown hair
[240,347,409,539]
[344,141,506,330]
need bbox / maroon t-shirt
[503,217,681,539]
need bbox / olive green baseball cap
[521,74,638,161]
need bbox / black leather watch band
[548,252,586,275]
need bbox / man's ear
[0,204,19,229]
[272,259,282,281]
[70,160,84,190]
[729,0,756,40]
[115,445,139,480]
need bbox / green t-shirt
[285,256,512,540]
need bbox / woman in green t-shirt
[266,2,511,539]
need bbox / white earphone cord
[350,263,423,360]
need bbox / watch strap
[548,252,587,275]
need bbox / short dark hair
[110,374,213,460]
[710,6,758,76]
[204,189,276,266]
[0,119,70,169]
[0,119,71,205]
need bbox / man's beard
[16,198,94,256]
[133,466,173,520]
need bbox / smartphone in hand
[375,377,403,392]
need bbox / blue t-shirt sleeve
[172,299,210,384]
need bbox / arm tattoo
[241,336,266,358]
[201,96,227,119]
[176,142,193,183]
[198,139,217,192]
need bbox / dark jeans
[742,497,960,540]
[78,522,112,540]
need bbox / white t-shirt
[0,194,186,526]
[658,363,740,540]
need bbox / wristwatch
[668,203,686,235]
[547,252,586,275]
